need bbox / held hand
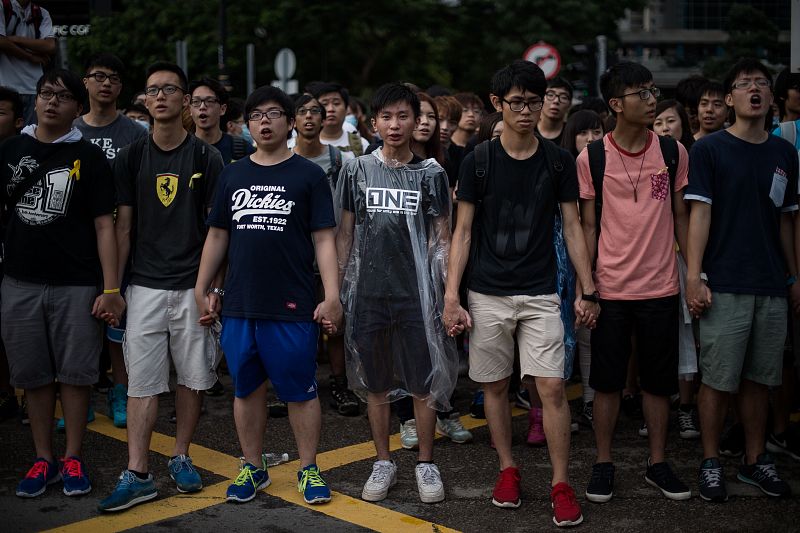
[444,299,472,337]
[92,293,126,327]
[194,288,218,327]
[686,278,712,318]
[575,297,600,329]
[314,298,343,335]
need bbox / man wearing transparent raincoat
[335,83,458,506]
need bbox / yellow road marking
[46,383,582,533]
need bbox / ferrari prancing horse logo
[156,173,178,207]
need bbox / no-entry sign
[524,42,561,80]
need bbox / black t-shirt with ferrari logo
[115,134,223,290]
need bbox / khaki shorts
[467,290,565,383]
[123,285,218,397]
[698,292,786,392]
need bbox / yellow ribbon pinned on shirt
[189,172,203,190]
[69,159,81,181]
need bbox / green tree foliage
[70,0,642,102]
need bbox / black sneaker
[94,372,113,393]
[515,389,531,410]
[581,401,593,426]
[698,457,727,502]
[0,393,19,422]
[268,400,288,418]
[329,376,359,416]
[719,423,744,457]
[678,406,700,440]
[766,430,800,461]
[19,395,29,425]
[645,460,691,500]
[205,379,225,397]
[737,452,791,497]
[585,462,614,503]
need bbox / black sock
[129,469,149,480]
[416,460,434,465]
[679,404,694,412]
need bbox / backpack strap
[347,131,363,157]
[230,135,248,162]
[326,145,342,189]
[534,133,565,199]
[3,0,42,39]
[30,2,41,39]
[586,137,606,242]
[472,138,494,206]
[779,121,797,147]
[657,134,679,192]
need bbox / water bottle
[239,452,290,469]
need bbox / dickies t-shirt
[577,130,689,300]
[207,154,335,320]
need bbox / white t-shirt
[288,128,369,160]
[0,0,55,94]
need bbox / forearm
[564,218,596,293]
[445,225,470,301]
[196,228,229,293]
[315,229,340,301]
[8,36,55,55]
[212,260,227,289]
[673,193,690,262]
[686,202,711,279]
[0,36,38,61]
[95,215,120,290]
[781,213,797,276]
[334,211,355,283]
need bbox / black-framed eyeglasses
[545,91,570,104]
[144,84,184,97]
[86,71,121,85]
[501,98,544,112]
[731,78,771,90]
[248,109,285,121]
[616,87,661,100]
[296,106,322,116]
[190,97,220,108]
[38,90,75,103]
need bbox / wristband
[207,287,225,298]
[103,288,120,294]
[582,291,600,303]
[699,273,708,282]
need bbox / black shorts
[589,295,679,396]
[349,296,433,395]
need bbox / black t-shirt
[340,153,449,299]
[213,133,255,166]
[115,134,224,290]
[536,126,564,148]
[207,154,335,320]
[0,135,115,285]
[457,139,578,296]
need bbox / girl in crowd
[653,99,694,151]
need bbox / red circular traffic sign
[523,42,561,80]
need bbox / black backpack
[586,134,679,244]
[230,135,250,162]
[325,145,343,189]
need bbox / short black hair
[653,99,694,150]
[244,85,294,139]
[188,77,228,105]
[548,77,574,100]
[294,93,326,121]
[125,102,149,116]
[774,68,800,119]
[36,68,88,112]
[599,61,653,113]
[370,82,421,118]
[0,85,23,121]
[698,81,725,100]
[490,60,547,100]
[561,110,604,157]
[145,61,188,90]
[723,58,773,95]
[310,81,349,107]
[675,75,708,112]
[84,53,124,76]
[569,96,609,117]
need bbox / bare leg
[61,384,91,458]
[367,392,391,461]
[174,385,203,457]
[26,383,57,462]
[772,366,794,436]
[536,376,570,485]
[127,395,158,472]
[108,343,128,387]
[737,379,768,464]
[484,378,515,469]
[526,380,543,409]
[234,381,268,466]
[642,392,669,463]
[328,336,345,378]
[413,397,436,462]
[593,390,620,463]
[288,397,322,468]
[678,375,695,405]
[698,383,728,459]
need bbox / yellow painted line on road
[47,383,582,533]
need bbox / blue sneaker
[55,404,95,433]
[61,456,92,496]
[226,461,271,503]
[98,470,158,512]
[168,455,202,493]
[107,384,127,428]
[470,390,485,419]
[298,464,331,504]
[16,458,61,497]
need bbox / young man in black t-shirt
[536,77,573,146]
[1,69,124,499]
[189,77,254,165]
[336,83,456,505]
[444,60,598,528]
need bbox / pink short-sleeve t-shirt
[577,131,689,300]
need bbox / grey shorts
[698,292,787,392]
[1,276,102,388]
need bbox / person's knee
[535,378,565,407]
[483,378,510,397]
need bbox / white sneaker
[362,460,397,502]
[400,419,419,450]
[415,462,444,503]
[435,414,473,443]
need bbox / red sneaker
[527,407,546,446]
[492,467,521,508]
[551,482,583,527]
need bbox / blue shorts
[220,317,319,401]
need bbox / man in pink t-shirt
[577,61,691,504]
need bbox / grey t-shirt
[302,145,341,192]
[75,113,147,165]
[115,134,224,290]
